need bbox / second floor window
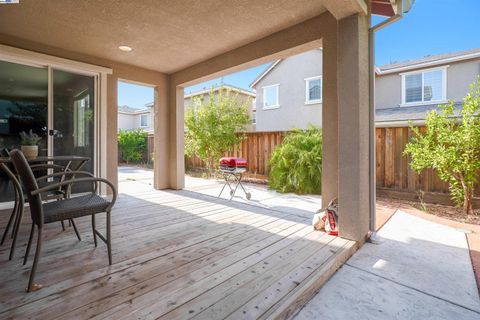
[305,76,322,104]
[262,84,279,108]
[402,67,446,105]
[140,114,149,127]
[252,110,256,124]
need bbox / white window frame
[252,110,256,125]
[304,76,322,105]
[262,84,280,110]
[400,66,448,107]
[140,114,149,127]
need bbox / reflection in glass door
[0,60,48,201]
[52,69,95,178]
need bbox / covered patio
[0,178,356,319]
[0,0,402,318]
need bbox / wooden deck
[0,188,357,319]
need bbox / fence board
[147,127,480,200]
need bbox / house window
[402,67,447,105]
[305,76,322,104]
[262,84,279,109]
[140,114,148,127]
[252,110,256,124]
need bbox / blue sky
[118,0,480,108]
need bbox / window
[402,67,446,105]
[252,110,256,124]
[140,114,149,127]
[305,76,322,104]
[262,84,279,109]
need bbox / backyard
[3,1,480,319]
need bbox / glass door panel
[52,69,95,191]
[0,60,48,201]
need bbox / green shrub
[118,129,147,164]
[269,126,322,194]
[184,86,251,175]
[404,78,480,214]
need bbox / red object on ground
[219,157,247,168]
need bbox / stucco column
[153,80,169,189]
[321,31,339,210]
[337,13,370,241]
[168,82,185,189]
[153,78,185,190]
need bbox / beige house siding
[376,58,480,109]
[253,49,323,131]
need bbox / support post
[168,82,185,189]
[153,78,185,190]
[321,31,339,209]
[337,13,371,241]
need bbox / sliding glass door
[0,60,48,154]
[52,69,95,175]
[0,60,97,201]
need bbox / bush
[269,126,322,194]
[184,86,251,175]
[118,129,147,164]
[404,78,480,214]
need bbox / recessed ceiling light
[118,45,133,52]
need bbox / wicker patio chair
[0,150,76,249]
[9,150,117,292]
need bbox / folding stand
[218,171,251,200]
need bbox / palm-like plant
[269,126,322,194]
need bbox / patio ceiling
[0,0,367,74]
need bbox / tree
[184,86,251,175]
[118,129,147,164]
[404,78,480,214]
[269,126,322,194]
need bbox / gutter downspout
[368,0,405,243]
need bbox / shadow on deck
[0,187,357,319]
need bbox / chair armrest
[31,177,117,209]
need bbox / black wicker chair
[0,150,77,251]
[10,150,117,292]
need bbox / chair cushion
[43,194,110,223]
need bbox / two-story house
[250,49,323,132]
[251,48,480,131]
[117,104,154,133]
[375,48,480,126]
[118,84,256,133]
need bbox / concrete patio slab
[118,166,322,219]
[295,210,480,319]
[295,265,480,320]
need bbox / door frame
[0,44,112,190]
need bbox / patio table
[0,155,90,260]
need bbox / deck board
[0,189,356,319]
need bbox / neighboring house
[250,49,323,132]
[252,48,480,131]
[117,104,154,133]
[183,84,256,132]
[118,84,256,133]
[375,48,480,126]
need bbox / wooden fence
[146,128,480,204]
[375,126,480,204]
[184,131,286,177]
